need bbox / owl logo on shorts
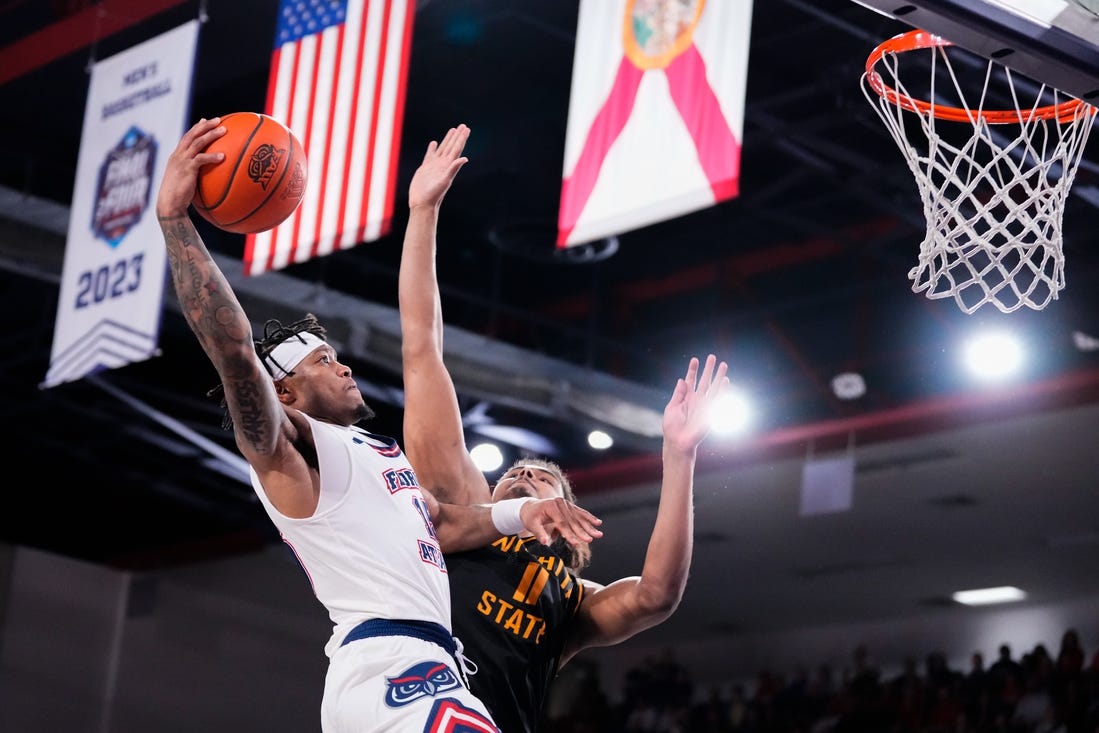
[384,661,462,707]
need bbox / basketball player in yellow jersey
[398,123,729,732]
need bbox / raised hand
[408,124,470,211]
[662,354,729,454]
[519,496,604,546]
[156,117,225,218]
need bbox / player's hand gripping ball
[192,112,307,234]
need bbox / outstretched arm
[562,355,729,663]
[156,118,308,509]
[426,493,603,553]
[399,124,490,506]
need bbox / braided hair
[207,314,328,430]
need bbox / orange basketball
[192,112,307,234]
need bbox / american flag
[244,0,414,276]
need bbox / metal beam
[0,185,667,448]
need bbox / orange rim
[865,29,1090,123]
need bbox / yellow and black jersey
[446,535,585,733]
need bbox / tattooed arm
[155,118,313,512]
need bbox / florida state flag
[558,0,753,247]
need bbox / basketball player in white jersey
[156,117,604,733]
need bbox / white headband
[263,332,327,380]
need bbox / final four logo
[93,126,156,247]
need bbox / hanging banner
[43,20,199,389]
[558,0,754,247]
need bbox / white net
[862,34,1097,313]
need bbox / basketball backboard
[852,0,1099,101]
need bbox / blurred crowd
[543,628,1099,733]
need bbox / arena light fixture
[831,372,866,400]
[951,586,1027,606]
[709,388,752,436]
[470,442,504,473]
[962,330,1024,381]
[587,430,613,450]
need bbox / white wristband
[491,497,537,535]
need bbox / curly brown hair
[503,456,592,574]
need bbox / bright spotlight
[963,331,1024,381]
[587,430,613,450]
[470,442,504,472]
[709,389,752,436]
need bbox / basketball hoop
[862,29,1097,313]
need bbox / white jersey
[249,413,451,657]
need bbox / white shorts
[321,634,499,733]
